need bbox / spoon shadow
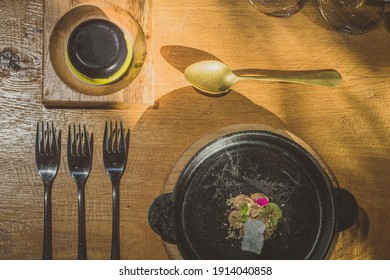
[193,87,230,98]
[161,45,337,76]
[160,45,222,73]
[161,45,339,95]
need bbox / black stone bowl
[148,130,358,259]
[67,19,132,85]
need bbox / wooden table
[0,0,389,259]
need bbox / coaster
[43,1,153,107]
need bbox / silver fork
[35,122,61,260]
[103,120,130,260]
[67,124,93,260]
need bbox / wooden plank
[1,0,390,260]
[42,0,154,107]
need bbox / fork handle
[111,179,121,260]
[43,182,53,260]
[77,183,87,260]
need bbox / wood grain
[0,0,389,259]
[42,0,154,107]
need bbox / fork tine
[46,122,51,154]
[83,124,90,156]
[125,128,130,152]
[57,129,61,156]
[103,121,108,153]
[89,132,93,158]
[41,121,46,153]
[73,123,77,156]
[36,122,41,155]
[49,123,53,154]
[68,124,72,156]
[51,122,57,154]
[113,120,118,152]
[78,124,83,156]
[109,120,113,152]
[119,121,125,153]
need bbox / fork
[103,120,130,260]
[67,124,93,260]
[35,122,61,260]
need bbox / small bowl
[49,3,147,96]
[66,19,133,85]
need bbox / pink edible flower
[256,197,269,207]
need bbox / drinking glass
[248,0,309,17]
[317,0,386,34]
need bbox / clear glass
[248,0,309,17]
[317,0,386,34]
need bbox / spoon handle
[367,0,390,3]
[237,70,342,87]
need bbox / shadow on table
[128,86,287,259]
[150,45,375,259]
[382,12,390,33]
[160,45,221,73]
[330,206,371,259]
[160,45,337,80]
[133,85,288,143]
[130,84,370,259]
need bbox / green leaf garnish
[241,203,249,216]
[241,203,249,223]
[260,202,283,227]
[260,206,273,216]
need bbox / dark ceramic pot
[67,19,132,85]
[149,130,358,259]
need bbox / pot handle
[332,188,358,232]
[148,193,176,244]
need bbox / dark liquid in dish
[67,19,129,79]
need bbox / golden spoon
[184,60,342,94]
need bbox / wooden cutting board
[42,0,153,107]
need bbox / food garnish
[226,193,283,255]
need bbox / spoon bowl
[184,60,342,95]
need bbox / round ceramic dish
[149,129,357,259]
[66,19,133,85]
[49,3,146,96]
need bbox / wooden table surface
[1,0,389,259]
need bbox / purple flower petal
[256,197,269,207]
